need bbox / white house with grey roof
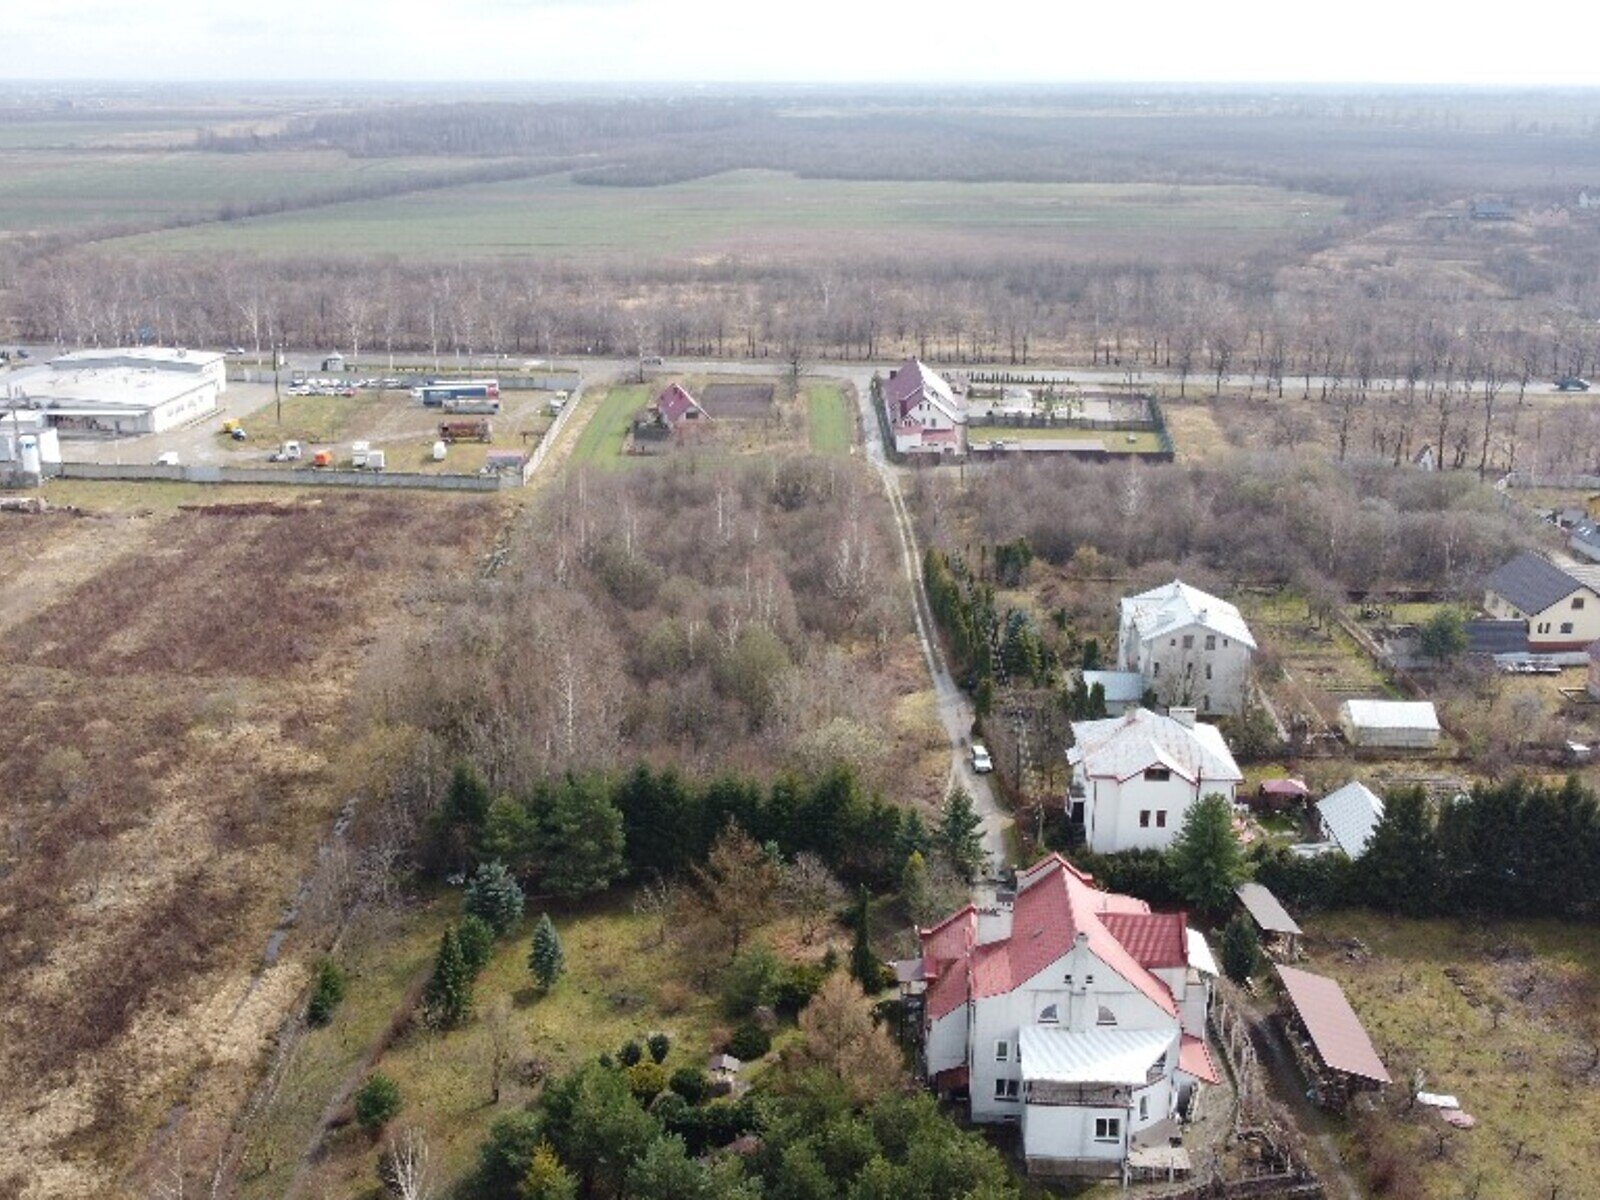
[1117,581,1256,716]
[1316,781,1385,858]
[1067,708,1242,853]
[1483,552,1600,652]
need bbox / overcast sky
[8,0,1600,87]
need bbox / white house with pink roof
[883,357,965,455]
[918,854,1219,1178]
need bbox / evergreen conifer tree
[529,912,567,992]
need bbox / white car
[970,743,993,774]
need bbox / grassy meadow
[95,169,1343,262]
[0,149,507,239]
[1301,912,1600,1200]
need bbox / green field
[99,170,1343,262]
[806,384,854,454]
[568,384,648,469]
[0,150,505,238]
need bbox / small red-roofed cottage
[651,382,709,430]
[919,854,1219,1178]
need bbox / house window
[1095,1117,1122,1142]
[995,1078,1019,1101]
[1039,1003,1059,1023]
[1085,974,1095,984]
[1182,635,1194,649]
[1144,767,1170,782]
[1139,1095,1149,1121]
[1561,622,1574,634]
[1205,664,1213,680]
[1203,694,1210,710]
[1140,810,1151,828]
[1574,597,1586,609]
[1205,634,1216,650]
[1153,662,1161,677]
[995,1040,1010,1062]
[1097,1005,1116,1026]
[1156,810,1167,829]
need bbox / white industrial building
[1,347,225,437]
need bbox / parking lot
[58,382,558,474]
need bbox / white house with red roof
[883,357,965,455]
[1067,707,1242,854]
[919,854,1219,1178]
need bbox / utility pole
[274,342,283,426]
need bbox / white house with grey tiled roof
[1483,552,1600,652]
[1117,581,1256,715]
[1067,708,1242,853]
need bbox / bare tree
[379,1127,434,1200]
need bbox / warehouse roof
[1276,965,1390,1084]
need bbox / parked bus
[411,378,500,407]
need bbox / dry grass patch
[0,490,496,1199]
[1301,912,1600,1200]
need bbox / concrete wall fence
[49,461,516,492]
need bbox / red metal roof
[1259,778,1310,798]
[1276,965,1391,1084]
[1101,912,1189,969]
[920,855,1180,1023]
[653,382,704,426]
[1179,1034,1220,1084]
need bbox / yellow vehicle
[221,418,247,441]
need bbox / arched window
[1038,1003,1059,1024]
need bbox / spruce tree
[465,860,526,936]
[1358,787,1439,916]
[529,912,567,992]
[938,785,986,883]
[1220,913,1261,984]
[424,925,474,1029]
[1168,793,1245,916]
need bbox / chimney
[1169,706,1197,729]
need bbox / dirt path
[1240,1000,1363,1200]
[845,372,1013,888]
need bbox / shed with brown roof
[1275,964,1390,1110]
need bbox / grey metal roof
[1236,882,1303,936]
[1464,620,1529,656]
[1317,781,1385,858]
[1572,521,1600,562]
[1018,1026,1173,1085]
[1484,553,1589,617]
[1082,670,1146,704]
